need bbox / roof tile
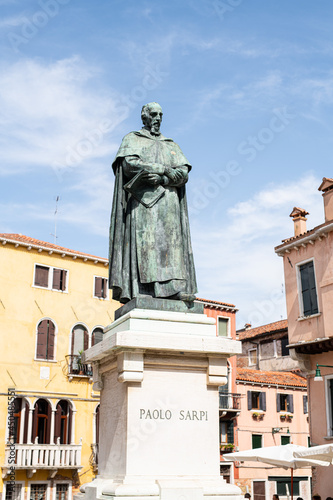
[236,367,306,387]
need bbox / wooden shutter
[92,328,103,346]
[303,395,308,414]
[68,405,72,444]
[35,265,49,287]
[54,403,62,443]
[23,402,29,444]
[300,262,318,316]
[52,268,61,290]
[102,278,107,299]
[46,401,51,444]
[37,320,48,359]
[47,321,55,360]
[95,277,102,298]
[31,402,38,443]
[288,394,294,413]
[247,391,252,410]
[227,419,234,444]
[61,270,67,291]
[276,393,281,412]
[260,392,266,412]
[84,330,89,350]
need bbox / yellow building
[0,234,118,500]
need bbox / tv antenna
[50,196,60,244]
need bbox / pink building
[275,177,333,497]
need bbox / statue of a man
[108,102,197,303]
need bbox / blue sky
[1,0,333,327]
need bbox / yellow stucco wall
[0,239,119,499]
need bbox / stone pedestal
[78,301,242,500]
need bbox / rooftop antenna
[50,196,60,244]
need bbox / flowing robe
[109,128,197,303]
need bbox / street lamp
[314,363,333,382]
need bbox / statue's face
[147,104,163,133]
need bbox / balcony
[65,354,93,380]
[2,441,82,478]
[219,392,241,418]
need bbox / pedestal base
[78,308,242,500]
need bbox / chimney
[289,207,309,237]
[318,177,333,222]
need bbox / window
[54,401,72,444]
[220,420,234,444]
[94,277,108,299]
[70,324,89,374]
[303,395,308,414]
[32,399,51,444]
[281,337,289,357]
[247,391,266,411]
[298,260,318,317]
[269,477,301,496]
[277,393,294,413]
[8,398,29,444]
[92,327,104,346]
[252,434,262,449]
[248,348,257,366]
[281,435,291,445]
[217,317,229,337]
[30,485,47,500]
[34,264,67,292]
[36,320,55,360]
[325,376,333,436]
[55,485,69,500]
[5,484,22,500]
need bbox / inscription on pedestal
[139,409,208,421]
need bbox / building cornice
[274,221,333,256]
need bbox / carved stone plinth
[77,307,242,500]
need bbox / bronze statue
[108,102,197,304]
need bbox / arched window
[36,319,55,360]
[70,324,89,373]
[8,398,29,444]
[32,399,51,444]
[92,328,103,346]
[54,400,72,444]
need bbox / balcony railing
[219,392,241,411]
[4,442,82,469]
[65,355,93,377]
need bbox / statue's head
[141,102,163,134]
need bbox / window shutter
[300,262,318,316]
[31,402,38,443]
[102,278,107,299]
[84,330,89,350]
[52,268,61,290]
[23,402,29,444]
[35,265,49,287]
[247,391,252,410]
[46,402,51,444]
[95,277,102,298]
[276,393,281,412]
[47,321,55,360]
[36,320,48,359]
[288,394,294,413]
[68,405,72,444]
[227,419,234,444]
[303,395,308,414]
[260,392,266,412]
[61,270,67,291]
[54,404,62,444]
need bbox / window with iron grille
[56,484,69,500]
[5,483,22,500]
[30,484,47,500]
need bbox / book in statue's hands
[124,170,165,208]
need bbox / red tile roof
[236,367,307,388]
[238,319,288,340]
[196,297,236,309]
[0,233,107,262]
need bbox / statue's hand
[143,173,162,186]
[165,167,183,182]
